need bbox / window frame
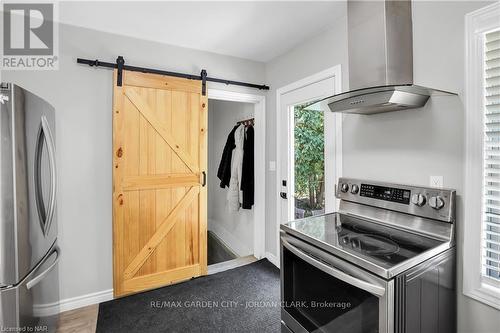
[464,1,500,310]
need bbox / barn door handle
[201,171,206,187]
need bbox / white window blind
[483,29,500,282]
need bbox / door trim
[275,65,343,267]
[207,88,266,260]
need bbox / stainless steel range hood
[318,0,456,115]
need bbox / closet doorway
[207,90,266,268]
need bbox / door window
[293,103,325,218]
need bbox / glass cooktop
[282,213,445,270]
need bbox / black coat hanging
[217,125,239,188]
[241,126,254,209]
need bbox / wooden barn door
[112,70,207,297]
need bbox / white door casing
[275,66,343,265]
[208,88,266,260]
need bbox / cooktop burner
[351,224,389,237]
[283,212,445,270]
[340,233,400,256]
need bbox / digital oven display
[359,184,411,205]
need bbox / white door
[276,70,342,241]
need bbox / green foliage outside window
[294,104,325,213]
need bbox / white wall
[208,99,254,256]
[1,20,265,303]
[264,1,499,332]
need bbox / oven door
[280,233,394,333]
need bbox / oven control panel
[359,184,411,205]
[336,178,456,223]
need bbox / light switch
[269,161,276,171]
[430,176,443,188]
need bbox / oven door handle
[281,238,386,297]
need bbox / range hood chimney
[317,0,455,115]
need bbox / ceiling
[59,1,347,62]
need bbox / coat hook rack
[236,117,255,126]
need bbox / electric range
[280,178,456,333]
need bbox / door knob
[280,192,287,199]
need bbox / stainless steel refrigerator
[0,83,60,332]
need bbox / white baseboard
[208,219,252,257]
[58,289,113,313]
[33,301,60,317]
[31,288,113,315]
[265,252,280,268]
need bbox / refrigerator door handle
[35,115,57,235]
[26,245,60,290]
[42,115,57,235]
